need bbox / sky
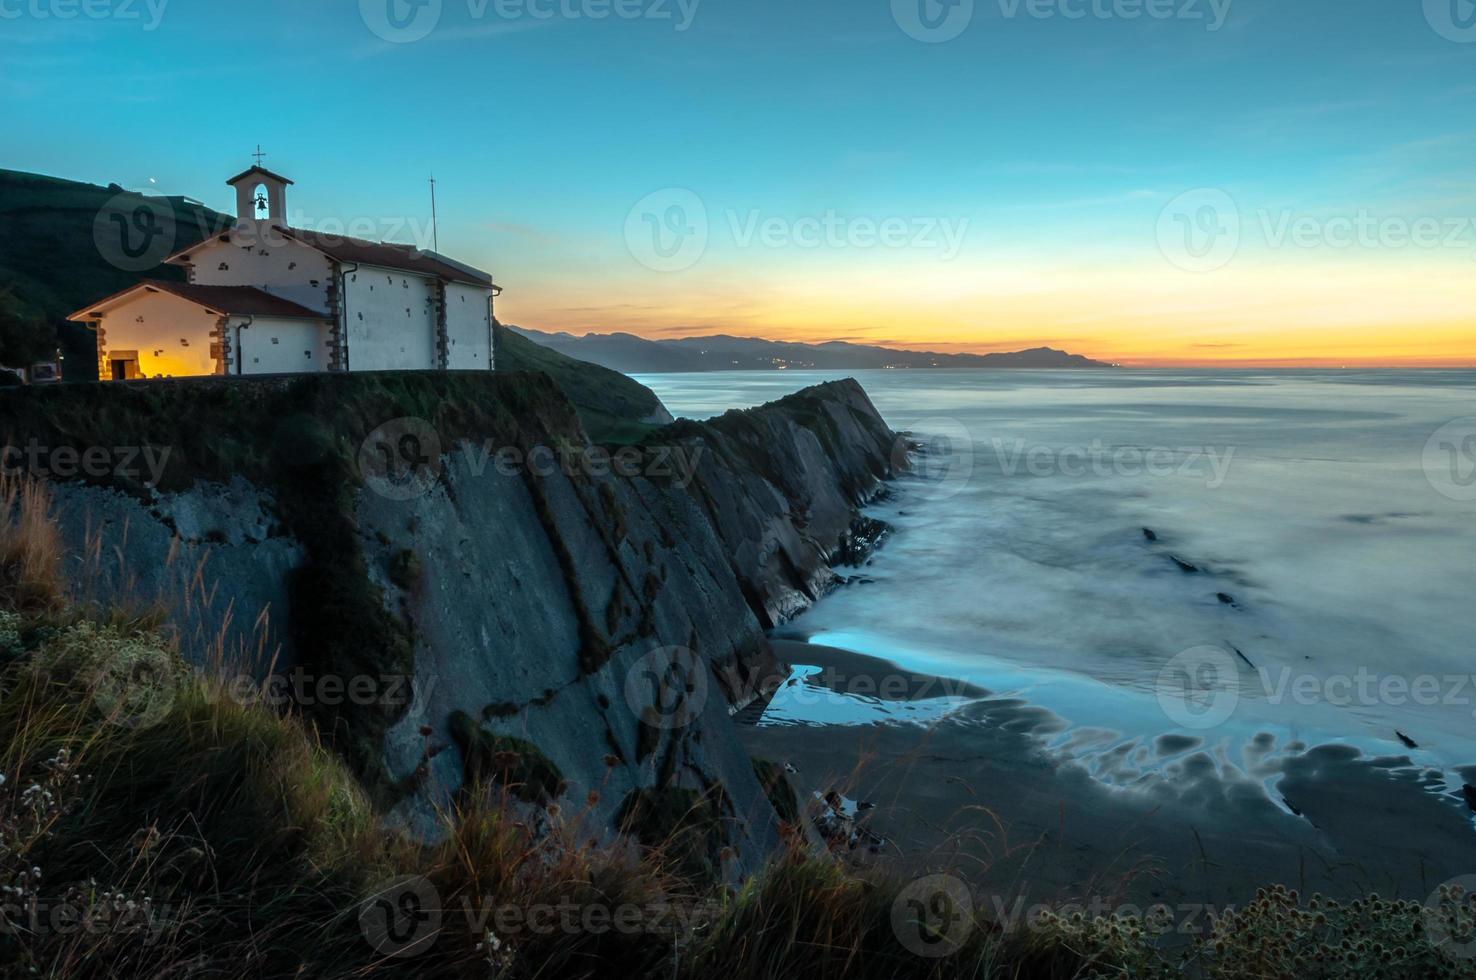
[4,0,1475,366]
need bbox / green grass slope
[494,322,672,443]
[0,169,235,381]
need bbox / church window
[251,183,270,220]
[219,262,229,271]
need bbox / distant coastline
[509,325,1113,373]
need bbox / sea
[636,368,1476,802]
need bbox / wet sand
[738,640,1476,913]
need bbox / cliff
[0,371,899,873]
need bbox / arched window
[251,183,271,220]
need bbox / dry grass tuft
[0,473,65,615]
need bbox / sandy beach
[739,639,1476,915]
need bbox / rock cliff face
[3,372,899,873]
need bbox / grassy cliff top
[494,323,671,442]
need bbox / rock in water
[1396,730,1419,750]
[1142,527,1158,541]
[1217,592,1238,607]
[1464,784,1476,813]
[1171,556,1199,573]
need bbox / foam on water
[640,368,1476,806]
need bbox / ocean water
[637,369,1476,797]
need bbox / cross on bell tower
[227,156,294,227]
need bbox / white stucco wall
[180,232,334,314]
[444,283,493,370]
[341,266,438,371]
[96,289,221,379]
[230,316,330,376]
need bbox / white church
[70,164,500,380]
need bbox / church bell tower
[226,152,292,229]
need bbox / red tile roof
[226,165,295,186]
[273,226,494,287]
[69,281,329,321]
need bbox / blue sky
[4,0,1475,363]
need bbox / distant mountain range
[508,327,1112,373]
